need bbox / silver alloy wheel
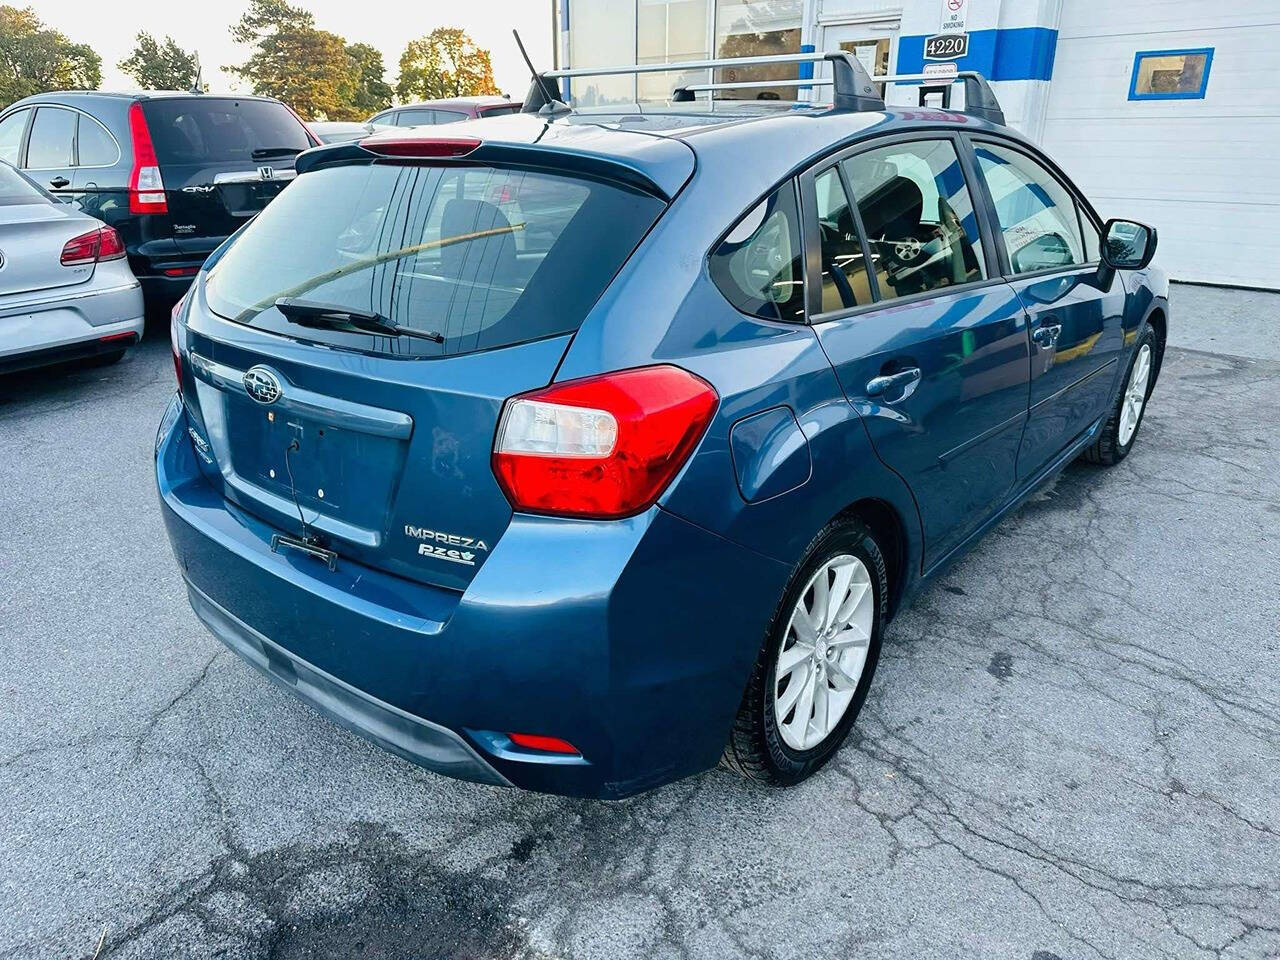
[1119,343,1153,446]
[773,554,875,751]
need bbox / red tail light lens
[127,102,167,214]
[358,137,482,159]
[493,365,718,519]
[507,733,581,755]
[60,227,126,265]
[60,229,101,265]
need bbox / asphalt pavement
[1,282,1277,960]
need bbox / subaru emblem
[243,366,282,405]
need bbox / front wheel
[1084,325,1157,466]
[723,518,887,786]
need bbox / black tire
[1083,324,1157,466]
[723,517,888,786]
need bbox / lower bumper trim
[184,579,512,789]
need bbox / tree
[343,42,392,117]
[118,32,201,91]
[396,28,498,102]
[227,0,359,120]
[0,5,101,106]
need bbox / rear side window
[77,114,119,166]
[973,141,1085,274]
[140,99,310,164]
[395,109,435,126]
[0,162,46,205]
[0,109,29,165]
[433,110,467,124]
[709,183,806,323]
[26,107,75,168]
[843,139,986,302]
[204,162,665,358]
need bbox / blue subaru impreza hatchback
[156,55,1167,798]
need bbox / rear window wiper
[274,298,444,343]
[252,147,303,160]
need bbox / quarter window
[76,114,119,166]
[26,107,75,169]
[814,167,873,312]
[974,142,1085,275]
[843,139,986,302]
[395,109,435,126]
[0,109,29,165]
[709,182,806,323]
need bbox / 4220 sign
[924,33,969,60]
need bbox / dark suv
[0,92,317,310]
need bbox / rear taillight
[493,365,718,519]
[127,102,167,214]
[171,292,188,386]
[60,227,125,265]
[358,136,481,158]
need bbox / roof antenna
[513,29,570,116]
[190,53,203,95]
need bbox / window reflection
[714,0,804,100]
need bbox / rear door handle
[48,176,70,189]
[866,367,922,401]
[1032,323,1062,347]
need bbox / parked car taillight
[493,365,718,519]
[60,226,126,265]
[127,102,168,215]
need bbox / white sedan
[0,162,144,375]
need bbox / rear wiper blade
[252,147,303,160]
[274,298,444,343]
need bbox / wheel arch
[833,497,910,621]
[1145,301,1168,386]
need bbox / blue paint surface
[898,27,1058,82]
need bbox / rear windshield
[141,98,311,164]
[479,105,520,117]
[204,161,664,358]
[0,162,47,205]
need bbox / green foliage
[343,42,392,117]
[396,28,498,103]
[118,32,202,91]
[0,5,101,106]
[227,0,359,120]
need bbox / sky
[24,0,557,98]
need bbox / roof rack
[522,51,883,115]
[672,70,1004,126]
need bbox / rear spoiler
[294,131,692,201]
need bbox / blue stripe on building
[897,27,1057,82]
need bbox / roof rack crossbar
[872,71,1005,125]
[522,51,883,114]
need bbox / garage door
[1040,1,1280,289]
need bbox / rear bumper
[0,279,144,372]
[185,579,510,787]
[156,394,790,798]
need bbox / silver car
[0,162,144,374]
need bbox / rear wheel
[1084,325,1156,465]
[723,518,887,786]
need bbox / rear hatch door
[141,97,313,256]
[181,143,679,591]
[0,166,96,296]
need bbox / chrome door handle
[1032,323,1062,347]
[866,367,922,400]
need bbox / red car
[366,96,522,128]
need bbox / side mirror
[1101,218,1157,271]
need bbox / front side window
[0,109,29,166]
[974,142,1085,275]
[709,182,805,323]
[843,139,986,301]
[814,167,873,312]
[26,107,75,168]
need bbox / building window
[567,0,638,105]
[1129,48,1213,101]
[638,0,711,101]
[713,0,803,100]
